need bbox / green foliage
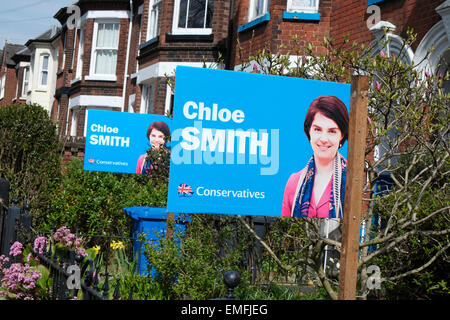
[117,272,165,300]
[371,160,450,299]
[144,144,171,185]
[236,283,328,300]
[0,103,61,218]
[145,214,253,300]
[42,158,168,235]
[90,241,165,300]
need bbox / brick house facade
[53,0,132,139]
[0,43,26,107]
[330,0,449,81]
[231,0,448,76]
[24,26,61,115]
[132,0,231,117]
[48,0,450,138]
[3,0,448,141]
[49,0,232,140]
[231,0,331,69]
[10,48,31,106]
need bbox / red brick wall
[76,107,86,137]
[57,1,131,136]
[16,66,25,101]
[139,0,230,66]
[54,26,78,136]
[55,27,78,89]
[135,0,231,115]
[76,18,128,96]
[231,0,331,67]
[124,1,144,113]
[154,76,168,114]
[330,0,445,52]
[50,98,58,123]
[57,95,70,136]
[65,107,86,137]
[0,66,18,107]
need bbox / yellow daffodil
[92,245,101,254]
[110,240,125,250]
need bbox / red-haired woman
[136,121,171,174]
[282,96,349,218]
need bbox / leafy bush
[145,214,254,299]
[42,158,168,235]
[0,104,61,218]
[370,155,450,299]
[235,283,328,300]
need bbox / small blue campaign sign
[167,66,350,217]
[84,110,171,174]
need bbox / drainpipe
[225,0,235,70]
[122,0,133,112]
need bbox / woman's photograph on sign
[136,121,171,177]
[282,95,349,218]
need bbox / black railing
[0,178,330,300]
[0,198,32,257]
[0,197,138,299]
[32,246,119,300]
[26,229,153,300]
[0,176,9,255]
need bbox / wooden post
[338,75,369,300]
[166,212,175,239]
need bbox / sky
[0,0,75,48]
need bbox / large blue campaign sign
[84,110,171,174]
[167,66,351,217]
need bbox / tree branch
[237,216,305,272]
[382,241,450,282]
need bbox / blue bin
[123,206,190,275]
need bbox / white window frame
[70,108,78,136]
[165,84,174,115]
[76,27,85,80]
[61,31,67,71]
[141,84,154,114]
[249,0,270,21]
[88,19,120,81]
[172,0,213,35]
[21,66,30,98]
[138,11,143,47]
[147,0,162,40]
[56,100,61,129]
[0,75,5,99]
[39,54,50,88]
[286,0,319,14]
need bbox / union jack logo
[88,159,95,164]
[178,184,194,197]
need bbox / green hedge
[44,158,168,235]
[0,104,61,218]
